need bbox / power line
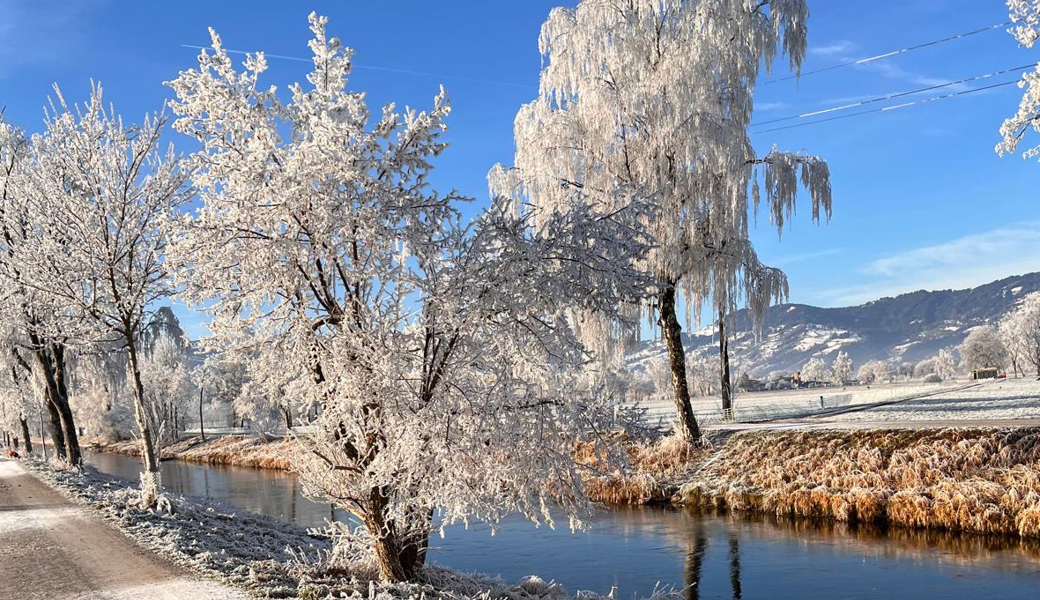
[753,63,1035,127]
[763,21,1013,85]
[179,44,535,90]
[754,79,1019,134]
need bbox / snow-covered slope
[631,272,1040,377]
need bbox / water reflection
[86,452,1040,599]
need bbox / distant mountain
[628,272,1040,377]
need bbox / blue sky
[2,0,1037,339]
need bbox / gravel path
[0,458,246,600]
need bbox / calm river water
[86,451,1040,599]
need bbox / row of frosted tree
[1,0,1037,583]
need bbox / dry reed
[681,428,1040,538]
[90,435,294,470]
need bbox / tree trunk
[126,340,162,507]
[20,417,32,455]
[50,345,81,464]
[33,344,80,464]
[719,312,732,413]
[44,393,66,460]
[364,488,428,582]
[281,406,293,431]
[198,388,206,442]
[658,282,702,444]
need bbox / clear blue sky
[2,0,1037,339]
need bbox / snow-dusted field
[633,380,963,426]
[825,377,1040,423]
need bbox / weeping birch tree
[167,14,649,581]
[490,0,832,444]
[8,85,189,507]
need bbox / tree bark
[33,344,80,464]
[44,392,66,460]
[281,406,293,430]
[126,339,162,507]
[719,313,732,413]
[658,282,702,444]
[364,487,429,582]
[20,417,32,454]
[198,388,206,442]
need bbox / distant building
[972,368,1002,380]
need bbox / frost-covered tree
[831,351,853,384]
[958,326,1008,372]
[934,349,957,382]
[0,114,83,464]
[1003,292,1040,376]
[998,1,1040,159]
[139,331,193,449]
[490,0,832,444]
[857,359,889,384]
[193,353,250,429]
[0,343,37,452]
[801,357,830,383]
[167,14,647,582]
[5,84,189,506]
[1001,308,1027,377]
[913,357,936,378]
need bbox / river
[85,451,1040,599]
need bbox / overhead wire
[763,21,1013,85]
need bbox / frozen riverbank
[592,427,1040,539]
[91,435,295,470]
[23,458,676,600]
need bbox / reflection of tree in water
[682,521,742,600]
[729,534,741,600]
[684,522,707,600]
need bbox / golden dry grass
[91,436,294,470]
[583,433,712,504]
[681,428,1040,538]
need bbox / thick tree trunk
[50,345,80,464]
[658,283,702,444]
[719,313,732,413]
[20,417,32,454]
[44,393,66,460]
[126,340,162,507]
[364,488,429,582]
[33,344,80,464]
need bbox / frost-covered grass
[826,378,1040,422]
[680,427,1040,538]
[633,380,960,426]
[27,460,680,600]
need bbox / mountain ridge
[632,272,1040,377]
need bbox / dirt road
[0,458,245,600]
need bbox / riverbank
[20,458,673,600]
[91,425,1040,540]
[592,427,1040,539]
[90,435,295,470]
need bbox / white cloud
[818,224,1040,306]
[755,101,790,111]
[769,247,843,266]
[810,41,856,57]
